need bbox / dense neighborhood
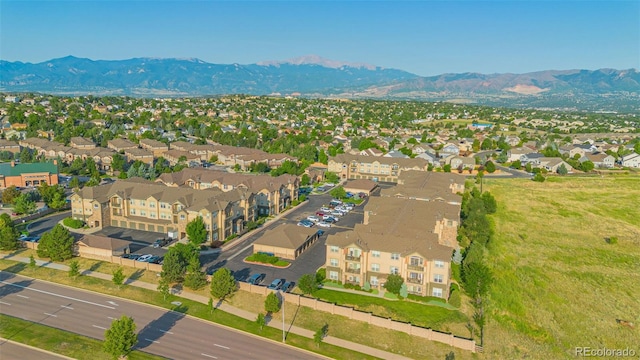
[0,93,639,359]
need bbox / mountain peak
[257,54,379,70]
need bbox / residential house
[162,149,200,166]
[139,139,169,157]
[107,138,138,152]
[328,154,430,183]
[415,152,440,167]
[0,140,21,154]
[69,137,96,149]
[440,143,460,157]
[507,147,534,162]
[448,156,476,170]
[383,150,410,159]
[580,153,615,169]
[124,148,154,165]
[71,178,256,242]
[534,157,573,173]
[381,170,465,206]
[359,148,384,157]
[621,153,640,168]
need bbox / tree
[158,279,170,301]
[484,161,496,173]
[112,153,125,172]
[300,174,311,186]
[112,267,125,288]
[298,273,318,295]
[314,323,329,347]
[480,192,497,214]
[581,160,595,172]
[210,268,236,302]
[1,185,20,204]
[443,164,451,173]
[256,313,266,331]
[383,274,404,295]
[19,148,34,163]
[160,243,196,284]
[29,254,36,268]
[37,224,74,261]
[185,216,207,246]
[49,191,67,210]
[399,283,408,298]
[0,214,19,251]
[68,260,80,278]
[264,292,281,313]
[69,176,81,189]
[532,173,546,182]
[14,193,36,214]
[324,172,340,184]
[103,315,138,359]
[329,186,346,199]
[184,255,207,290]
[557,163,568,175]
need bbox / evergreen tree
[37,224,74,261]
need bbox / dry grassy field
[482,175,640,359]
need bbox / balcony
[408,264,424,272]
[406,277,423,284]
[345,268,361,274]
[110,201,121,208]
[345,255,361,261]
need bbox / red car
[316,211,325,216]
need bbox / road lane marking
[214,344,230,350]
[92,325,107,330]
[16,294,29,299]
[144,338,160,344]
[0,280,115,309]
[159,329,173,334]
[60,305,74,310]
[107,316,116,320]
[44,313,57,317]
[201,354,217,359]
[0,301,11,305]
[107,301,119,306]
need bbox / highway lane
[0,272,323,360]
[0,339,71,360]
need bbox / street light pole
[281,291,285,343]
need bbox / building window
[150,202,156,208]
[329,271,339,280]
[140,211,146,216]
[150,213,156,218]
[129,209,136,215]
[160,203,167,209]
[390,266,399,275]
[140,200,145,206]
[434,274,444,283]
[330,258,339,267]
[129,199,134,205]
[93,204,99,209]
[370,276,378,286]
[435,260,445,268]
[180,214,185,220]
[330,246,339,253]
[372,250,380,258]
[371,263,380,272]
[432,288,443,298]
[391,253,400,260]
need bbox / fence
[238,282,477,353]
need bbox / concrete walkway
[0,253,412,360]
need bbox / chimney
[53,159,58,165]
[10,161,15,167]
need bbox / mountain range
[1,55,639,111]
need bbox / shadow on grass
[125,269,145,284]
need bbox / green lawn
[0,314,165,360]
[313,289,468,329]
[482,175,640,359]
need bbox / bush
[245,253,290,267]
[63,217,85,229]
[316,268,326,283]
[606,236,618,245]
[225,234,238,241]
[448,284,461,308]
[299,194,307,202]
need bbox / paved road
[0,272,322,360]
[25,211,70,236]
[0,338,72,360]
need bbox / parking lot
[202,192,367,287]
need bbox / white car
[320,207,331,212]
[323,215,338,222]
[307,215,321,222]
[316,221,332,228]
[137,254,153,262]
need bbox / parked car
[267,278,285,290]
[281,281,295,293]
[152,238,169,248]
[316,186,326,192]
[330,199,342,205]
[297,219,314,228]
[330,210,343,217]
[247,273,266,285]
[316,221,332,228]
[316,211,325,217]
[320,207,331,212]
[136,254,154,262]
[344,203,355,210]
[307,215,320,222]
[123,253,140,260]
[323,215,338,223]
[147,256,162,264]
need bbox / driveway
[25,211,70,236]
[202,194,367,285]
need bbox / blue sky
[1,1,638,76]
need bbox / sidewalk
[0,253,412,360]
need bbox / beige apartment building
[325,174,462,299]
[328,154,430,183]
[381,170,465,205]
[71,178,256,242]
[156,168,299,216]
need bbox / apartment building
[71,178,256,242]
[325,172,462,299]
[155,168,299,216]
[139,139,169,157]
[328,154,429,183]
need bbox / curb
[0,337,75,360]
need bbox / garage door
[138,223,146,230]
[120,221,127,228]
[129,222,137,229]
[148,225,155,232]
[157,226,164,233]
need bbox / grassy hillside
[483,175,640,358]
